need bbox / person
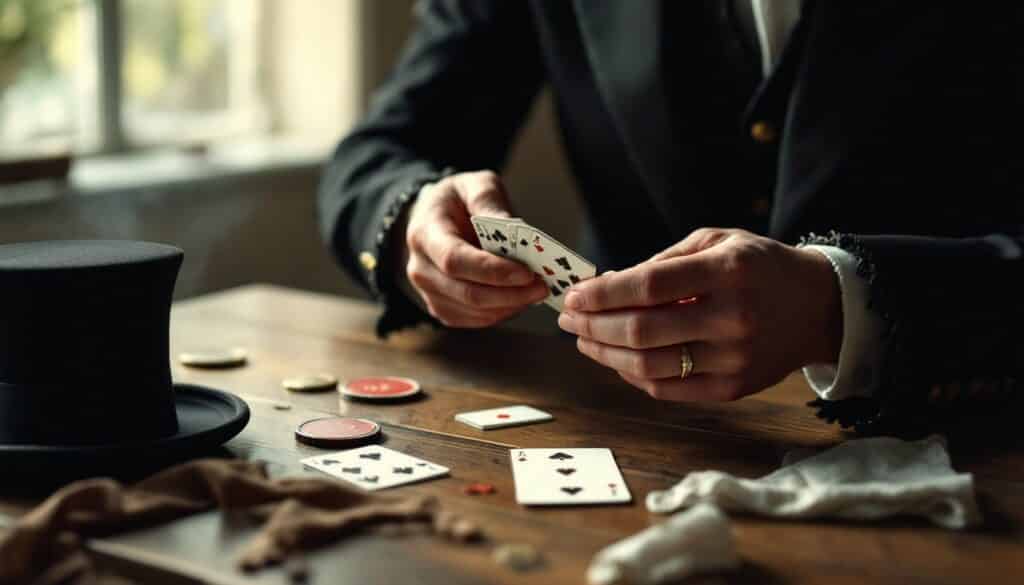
[317,1,1022,434]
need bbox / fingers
[408,255,549,309]
[564,255,719,311]
[452,170,515,218]
[423,295,520,328]
[558,295,744,349]
[576,338,749,379]
[616,370,745,402]
[643,227,734,263]
[417,220,536,286]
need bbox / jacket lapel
[573,0,688,235]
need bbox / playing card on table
[514,227,596,311]
[470,215,523,259]
[510,448,631,506]
[302,445,449,491]
[455,404,554,430]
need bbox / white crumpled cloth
[587,435,981,585]
[587,503,737,585]
[647,435,981,529]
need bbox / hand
[557,228,842,401]
[401,170,549,327]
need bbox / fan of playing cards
[470,215,597,311]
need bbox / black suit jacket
[319,1,1024,433]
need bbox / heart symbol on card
[556,468,576,476]
[561,486,583,495]
[542,265,555,275]
[496,413,511,419]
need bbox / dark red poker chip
[341,376,422,400]
[294,417,381,448]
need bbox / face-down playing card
[301,445,449,491]
[514,227,596,311]
[510,448,632,505]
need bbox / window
[0,0,269,159]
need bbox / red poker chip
[463,482,496,495]
[341,376,422,401]
[295,416,381,448]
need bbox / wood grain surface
[5,284,1023,584]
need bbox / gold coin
[282,374,338,393]
[178,348,248,369]
[493,543,543,572]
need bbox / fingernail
[564,291,582,310]
[557,311,573,331]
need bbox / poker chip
[463,482,496,496]
[178,347,248,369]
[341,376,421,401]
[282,374,338,393]
[493,543,543,572]
[294,416,381,448]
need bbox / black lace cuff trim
[373,167,456,339]
[799,231,1022,436]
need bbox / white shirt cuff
[799,245,886,401]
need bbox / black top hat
[0,240,248,480]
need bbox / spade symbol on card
[520,238,528,247]
[499,246,509,255]
[542,265,555,275]
[569,274,580,284]
[341,467,361,474]
[556,279,570,289]
[561,486,583,495]
[361,476,379,484]
[416,462,428,467]
[493,230,508,243]
[517,451,527,462]
[556,257,571,271]
[549,452,574,461]
[556,468,576,476]
[321,459,341,466]
[359,452,382,460]
[393,467,414,475]
[549,285,562,297]
[609,483,618,495]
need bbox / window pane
[122,0,268,146]
[0,0,92,159]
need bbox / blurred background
[0,0,582,329]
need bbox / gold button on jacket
[359,251,378,271]
[750,121,778,144]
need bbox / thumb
[453,171,516,218]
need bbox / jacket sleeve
[802,231,1024,435]
[317,0,545,336]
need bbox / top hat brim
[0,384,250,486]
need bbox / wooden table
[7,284,1024,584]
